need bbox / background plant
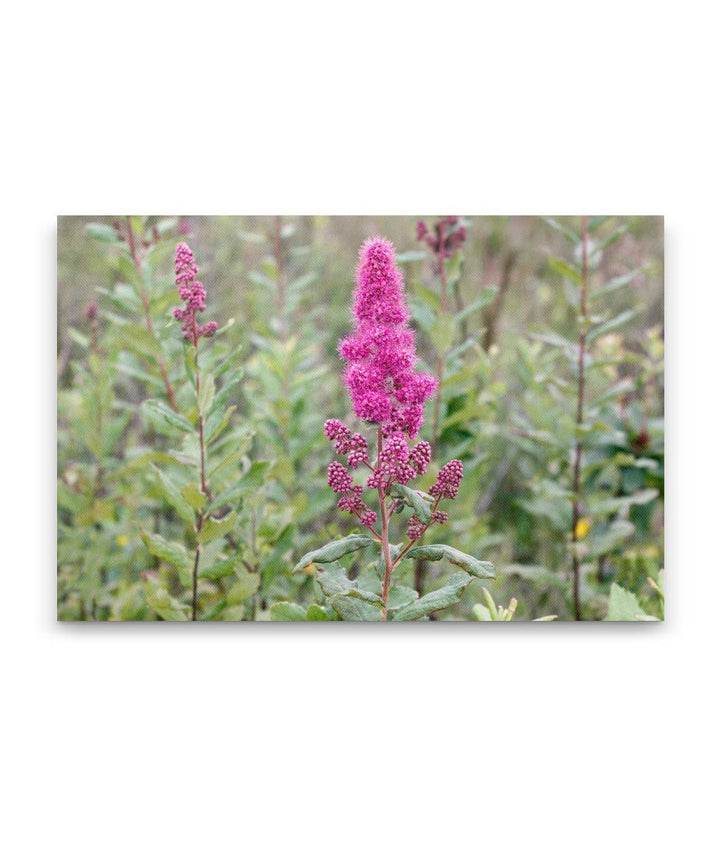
[57,215,664,620]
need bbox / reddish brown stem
[570,216,589,621]
[125,216,178,412]
[377,429,394,620]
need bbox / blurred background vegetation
[57,215,663,620]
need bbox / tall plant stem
[431,253,447,448]
[191,344,211,621]
[377,429,393,621]
[125,216,178,412]
[274,216,288,343]
[571,216,589,621]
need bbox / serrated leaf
[400,544,495,578]
[294,534,376,572]
[270,602,307,621]
[393,572,473,621]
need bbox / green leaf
[393,572,473,621]
[197,373,215,415]
[154,467,196,524]
[306,604,331,621]
[389,485,432,524]
[544,217,580,244]
[386,586,418,612]
[227,570,260,603]
[205,405,237,445]
[605,583,654,622]
[548,257,582,285]
[142,399,194,434]
[316,567,383,606]
[86,223,121,243]
[455,286,498,321]
[430,314,456,354]
[412,282,441,312]
[181,482,207,512]
[587,309,636,344]
[293,534,376,572]
[145,585,190,621]
[198,512,237,545]
[396,250,429,263]
[270,602,307,621]
[331,596,381,622]
[142,532,192,585]
[112,324,162,359]
[590,269,640,301]
[400,544,495,578]
[198,557,237,580]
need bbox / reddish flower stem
[377,428,394,620]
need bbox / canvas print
[57,216,664,621]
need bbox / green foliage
[58,215,664,621]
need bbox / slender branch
[570,216,589,621]
[377,429,394,621]
[125,216,178,412]
[392,497,441,567]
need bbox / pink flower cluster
[173,242,218,345]
[429,459,464,499]
[324,419,370,469]
[326,457,377,527]
[416,216,467,258]
[338,238,436,439]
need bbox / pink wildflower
[338,238,436,439]
[173,242,217,346]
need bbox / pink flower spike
[173,242,215,346]
[338,237,437,438]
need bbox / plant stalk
[125,216,179,412]
[571,216,589,621]
[377,429,394,620]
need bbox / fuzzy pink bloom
[173,242,217,345]
[338,238,436,439]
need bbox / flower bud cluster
[416,216,467,259]
[173,242,217,345]
[429,459,464,500]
